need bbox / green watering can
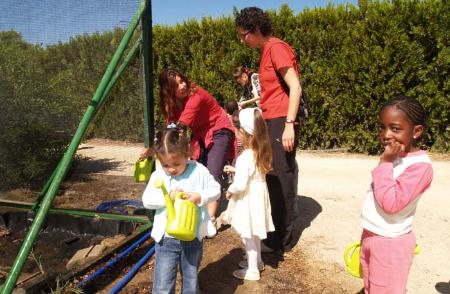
[154,179,199,241]
[344,241,421,279]
[134,158,154,182]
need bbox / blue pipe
[77,231,151,288]
[109,245,156,294]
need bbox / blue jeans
[152,237,202,294]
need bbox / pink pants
[360,229,416,294]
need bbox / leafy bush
[1,1,448,189]
[0,32,77,190]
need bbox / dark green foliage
[0,31,77,189]
[150,1,448,153]
[1,1,448,188]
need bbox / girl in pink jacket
[360,96,433,293]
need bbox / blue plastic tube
[77,231,151,288]
[109,245,156,294]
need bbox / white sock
[243,236,260,271]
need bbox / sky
[0,0,357,46]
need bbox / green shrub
[1,1,448,188]
[0,32,77,189]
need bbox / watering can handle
[343,241,420,266]
[343,241,361,266]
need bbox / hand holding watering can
[169,188,201,205]
[154,179,200,241]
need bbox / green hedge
[0,32,77,189]
[1,1,448,189]
[150,1,449,153]
[151,1,450,153]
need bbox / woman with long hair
[157,68,235,231]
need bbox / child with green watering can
[360,96,433,293]
[141,128,220,293]
[223,108,275,281]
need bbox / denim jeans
[152,237,203,294]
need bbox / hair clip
[167,122,177,129]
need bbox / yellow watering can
[134,158,154,182]
[343,241,363,278]
[343,241,421,279]
[154,179,199,241]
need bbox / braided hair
[381,95,427,127]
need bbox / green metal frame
[31,38,143,212]
[1,200,149,223]
[1,0,154,292]
[141,0,154,147]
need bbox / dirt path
[3,140,447,293]
[73,140,450,293]
[297,152,450,294]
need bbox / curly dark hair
[235,7,272,37]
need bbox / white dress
[224,149,275,239]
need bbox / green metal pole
[31,160,61,211]
[0,2,146,293]
[141,0,154,147]
[0,200,150,224]
[32,38,141,212]
[95,37,142,113]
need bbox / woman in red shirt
[235,7,302,253]
[158,68,235,222]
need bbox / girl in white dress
[223,107,275,281]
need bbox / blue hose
[109,245,156,294]
[77,230,151,288]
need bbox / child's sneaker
[205,218,217,238]
[232,269,260,281]
[238,260,265,271]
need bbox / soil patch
[3,139,448,293]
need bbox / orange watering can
[153,179,199,241]
[344,241,421,279]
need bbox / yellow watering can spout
[153,179,199,241]
[153,179,176,223]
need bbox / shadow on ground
[436,281,450,294]
[73,157,125,175]
[198,247,244,294]
[291,194,323,248]
[257,194,322,270]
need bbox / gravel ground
[74,140,450,293]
